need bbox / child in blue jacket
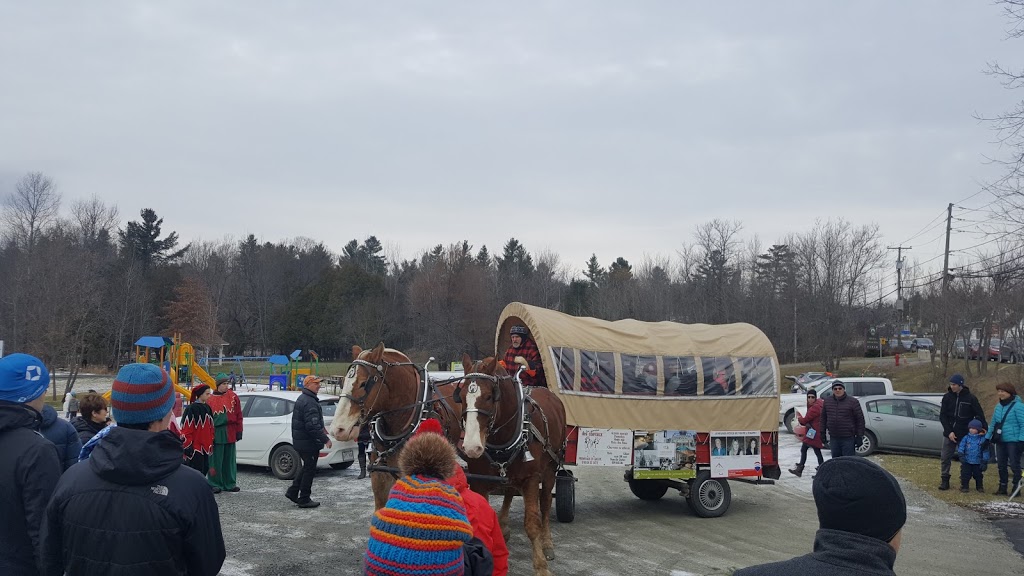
[958,419,990,493]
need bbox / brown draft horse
[328,343,463,510]
[459,353,567,576]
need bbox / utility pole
[942,203,953,294]
[887,245,912,323]
[941,203,953,373]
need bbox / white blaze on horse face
[330,365,361,441]
[462,383,485,459]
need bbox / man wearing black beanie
[735,457,906,576]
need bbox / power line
[900,208,951,245]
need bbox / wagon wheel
[555,469,576,523]
[687,471,731,518]
[627,478,669,501]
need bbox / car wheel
[687,471,731,518]
[784,410,796,434]
[856,432,877,457]
[628,478,669,501]
[270,445,301,480]
[330,461,354,470]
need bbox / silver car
[855,395,944,457]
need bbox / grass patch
[871,453,999,505]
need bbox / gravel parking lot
[214,430,1024,576]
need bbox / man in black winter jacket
[287,376,332,508]
[0,353,62,576]
[735,457,906,576]
[41,363,225,576]
[938,374,987,491]
[818,381,866,458]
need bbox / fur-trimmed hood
[399,432,456,479]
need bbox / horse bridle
[343,358,393,426]
[459,370,520,435]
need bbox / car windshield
[919,339,933,345]
[992,339,1002,346]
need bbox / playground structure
[102,334,217,414]
[202,349,322,390]
[267,349,321,390]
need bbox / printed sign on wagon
[577,428,632,466]
[710,430,762,478]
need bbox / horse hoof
[544,547,555,561]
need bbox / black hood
[0,400,42,433]
[89,426,184,485]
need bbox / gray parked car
[854,395,944,457]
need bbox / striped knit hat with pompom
[364,426,472,576]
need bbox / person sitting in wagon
[504,325,547,388]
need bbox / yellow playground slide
[189,361,217,388]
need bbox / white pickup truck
[780,377,893,433]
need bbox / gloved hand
[236,432,242,441]
[855,436,863,451]
[514,356,528,367]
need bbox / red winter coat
[797,399,825,449]
[448,467,509,576]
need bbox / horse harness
[344,358,463,471]
[461,371,562,477]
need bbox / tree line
[3,172,919,383]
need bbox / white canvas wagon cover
[495,302,780,431]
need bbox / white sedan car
[235,390,358,479]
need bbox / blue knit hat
[969,419,984,431]
[364,432,472,576]
[950,374,965,386]
[110,364,175,425]
[0,353,50,403]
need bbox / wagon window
[549,347,576,392]
[664,357,698,396]
[621,354,657,396]
[737,357,776,396]
[579,350,615,393]
[701,357,735,395]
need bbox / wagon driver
[505,325,547,388]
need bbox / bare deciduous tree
[1,172,61,249]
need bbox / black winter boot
[938,475,951,491]
[788,464,804,477]
[357,451,367,480]
[976,479,984,493]
[995,483,1008,496]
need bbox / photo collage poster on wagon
[632,430,698,479]
[709,430,762,478]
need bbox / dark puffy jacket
[41,427,225,576]
[40,405,82,471]
[70,415,107,445]
[819,393,865,439]
[0,401,62,576]
[292,388,328,453]
[735,529,897,576]
[940,385,987,440]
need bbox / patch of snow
[973,500,1024,518]
[218,558,256,576]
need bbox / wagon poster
[576,428,632,466]
[710,430,762,478]
[632,430,698,480]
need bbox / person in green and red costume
[180,384,215,478]
[206,373,243,493]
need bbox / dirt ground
[213,430,1024,576]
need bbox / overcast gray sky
[0,1,1019,280]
